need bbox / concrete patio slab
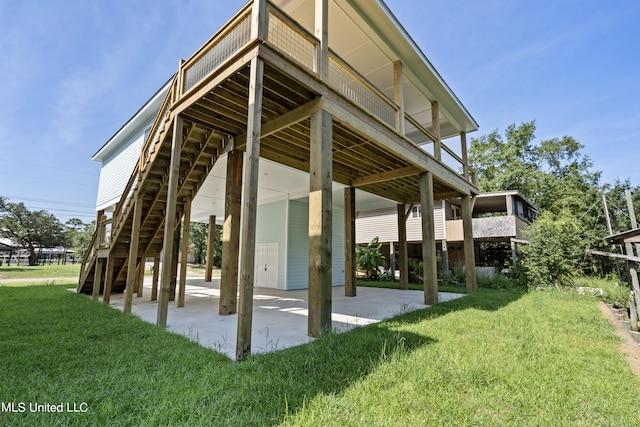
[100,277,465,360]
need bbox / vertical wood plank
[205,215,216,282]
[251,0,268,40]
[420,172,438,305]
[151,256,160,301]
[236,57,264,361]
[157,115,183,327]
[393,61,405,136]
[124,192,144,313]
[431,101,441,161]
[92,258,104,301]
[170,227,180,302]
[344,186,356,297]
[460,131,469,181]
[178,198,192,308]
[308,109,333,337]
[221,150,243,314]
[136,256,145,297]
[397,203,409,290]
[462,194,477,293]
[315,0,328,80]
[103,256,113,305]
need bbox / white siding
[356,207,397,244]
[286,199,345,289]
[95,131,146,210]
[356,204,446,244]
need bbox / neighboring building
[78,0,480,359]
[356,190,538,271]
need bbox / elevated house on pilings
[78,0,480,361]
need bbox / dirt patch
[598,302,640,379]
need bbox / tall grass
[1,282,639,426]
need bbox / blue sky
[0,0,638,223]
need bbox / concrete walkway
[95,277,465,360]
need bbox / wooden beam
[124,192,144,313]
[420,172,438,305]
[344,186,356,297]
[103,256,114,305]
[151,256,160,301]
[157,115,184,327]
[586,249,640,263]
[92,258,104,301]
[431,100,441,161]
[352,166,420,187]
[178,198,192,308]
[236,56,264,361]
[315,0,328,80]
[136,256,145,297]
[308,109,333,337]
[220,150,243,314]
[460,131,469,181]
[397,203,409,290]
[205,215,216,282]
[462,194,477,293]
[251,0,268,40]
[235,98,323,150]
[393,60,405,136]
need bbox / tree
[189,222,222,266]
[65,218,95,263]
[469,121,611,277]
[0,197,65,266]
[522,210,584,289]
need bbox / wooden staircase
[78,77,225,295]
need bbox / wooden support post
[315,0,328,81]
[420,172,438,304]
[151,256,160,301]
[462,194,477,293]
[431,100,441,161]
[397,204,409,290]
[511,239,518,268]
[178,198,192,308]
[124,192,144,313]
[220,150,243,314]
[441,239,449,273]
[344,186,356,297]
[629,266,640,331]
[205,215,216,282]
[236,56,264,361]
[157,115,183,327]
[625,190,640,257]
[170,227,180,302]
[136,257,145,297]
[460,131,469,181]
[103,256,114,305]
[92,258,104,301]
[308,109,333,337]
[393,61,405,136]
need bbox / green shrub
[356,237,385,280]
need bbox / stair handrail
[111,76,177,240]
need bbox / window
[411,205,421,218]
[451,205,462,220]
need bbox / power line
[2,195,95,209]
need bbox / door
[255,243,279,288]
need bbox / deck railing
[182,7,252,93]
[173,0,475,187]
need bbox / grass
[357,279,467,294]
[1,282,639,426]
[0,263,81,280]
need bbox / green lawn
[357,279,468,294]
[1,282,639,426]
[0,263,81,280]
